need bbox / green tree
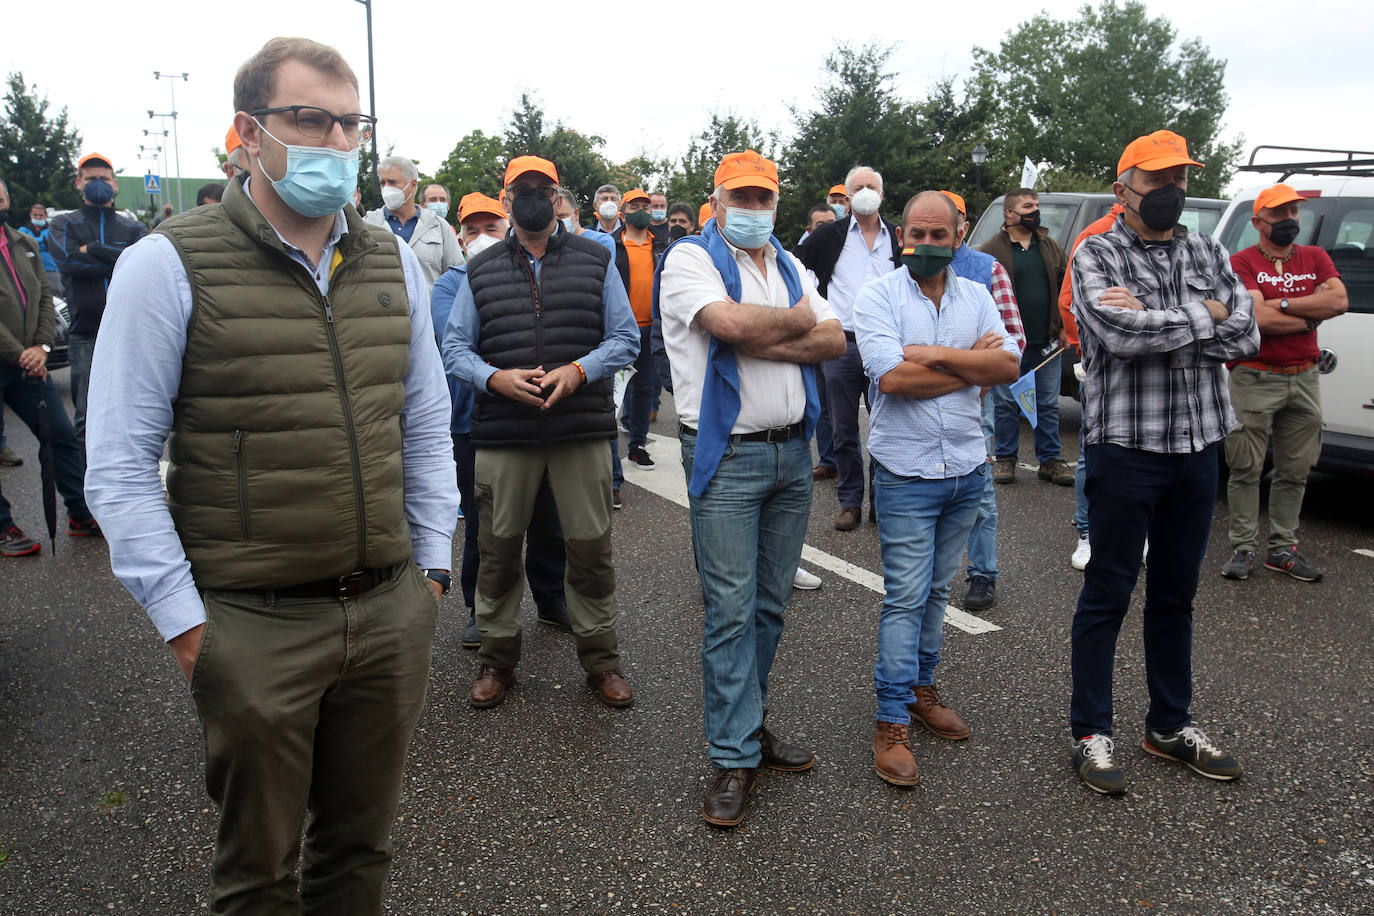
[0,72,82,225]
[664,112,778,210]
[501,92,613,210]
[971,0,1241,198]
[419,129,506,226]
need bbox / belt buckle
[336,569,369,598]
[766,425,790,443]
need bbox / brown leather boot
[470,666,515,708]
[873,722,920,786]
[587,669,634,708]
[910,684,970,740]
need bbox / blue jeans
[993,349,1061,463]
[67,332,97,453]
[0,365,91,529]
[623,326,658,449]
[813,361,835,469]
[610,437,623,490]
[681,432,812,769]
[823,338,868,509]
[453,434,565,613]
[1074,430,1089,535]
[965,395,998,580]
[873,462,985,724]
[1069,443,1218,739]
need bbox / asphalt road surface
[2,375,1371,915]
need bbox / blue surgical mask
[561,216,577,233]
[720,207,775,249]
[426,201,449,220]
[255,120,359,218]
[831,203,847,219]
[32,218,48,228]
[650,208,667,222]
[83,178,116,206]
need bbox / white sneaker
[1071,533,1091,571]
[792,567,822,590]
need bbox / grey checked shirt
[1071,219,1259,454]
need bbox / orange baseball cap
[77,152,113,170]
[1253,183,1306,216]
[698,202,713,225]
[621,188,650,205]
[458,192,505,223]
[714,150,779,193]
[225,126,242,154]
[503,155,558,186]
[1117,130,1202,176]
[939,190,967,216]
[829,184,848,197]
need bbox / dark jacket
[467,229,617,448]
[979,225,1067,340]
[47,203,147,335]
[794,213,902,299]
[0,227,56,365]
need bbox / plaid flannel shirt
[988,259,1026,353]
[1070,219,1259,454]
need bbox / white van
[1216,173,1374,476]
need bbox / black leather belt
[844,330,857,342]
[275,566,394,600]
[679,421,805,443]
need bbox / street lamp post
[153,71,189,213]
[972,143,988,200]
[352,0,381,202]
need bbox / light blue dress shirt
[855,266,1021,480]
[440,233,639,393]
[85,182,461,642]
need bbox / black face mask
[1128,183,1185,232]
[511,191,554,232]
[669,224,688,241]
[1266,218,1300,248]
[1018,209,1041,232]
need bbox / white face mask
[464,234,501,259]
[381,185,409,211]
[560,216,578,233]
[597,200,619,221]
[850,187,881,216]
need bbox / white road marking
[623,433,1001,635]
[1355,549,1374,559]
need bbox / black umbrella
[33,373,57,550]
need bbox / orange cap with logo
[77,152,114,171]
[939,190,967,216]
[714,151,779,193]
[458,192,505,223]
[503,155,558,187]
[829,184,848,197]
[225,126,242,155]
[621,188,650,206]
[1117,130,1202,177]
[698,202,713,226]
[1252,183,1306,216]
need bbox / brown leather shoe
[756,726,815,772]
[470,665,515,708]
[910,684,970,740]
[587,669,634,708]
[813,464,837,480]
[873,722,920,786]
[1038,458,1074,486]
[834,506,862,531]
[702,767,756,827]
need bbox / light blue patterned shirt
[855,266,1021,479]
[85,181,461,642]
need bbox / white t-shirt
[658,237,836,433]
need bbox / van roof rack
[1238,146,1374,181]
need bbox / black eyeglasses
[506,184,558,200]
[252,106,376,143]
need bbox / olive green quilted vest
[158,176,413,589]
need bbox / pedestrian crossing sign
[144,174,161,194]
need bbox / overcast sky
[8,0,1368,199]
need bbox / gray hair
[594,184,621,201]
[378,155,419,184]
[845,165,883,194]
[1117,166,1136,185]
[227,146,249,170]
[557,188,578,210]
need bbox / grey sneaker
[460,612,480,650]
[1142,725,1243,781]
[1221,548,1255,580]
[1072,734,1125,795]
[1264,545,1323,582]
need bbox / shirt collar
[848,216,888,238]
[719,230,778,262]
[243,176,348,258]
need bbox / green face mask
[625,209,653,230]
[901,244,954,279]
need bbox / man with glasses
[85,37,460,912]
[442,156,639,712]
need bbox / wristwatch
[40,344,51,353]
[421,568,451,595]
[1279,298,1290,312]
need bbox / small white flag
[1021,157,1040,190]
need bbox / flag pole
[1031,345,1067,374]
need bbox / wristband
[572,361,587,383]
